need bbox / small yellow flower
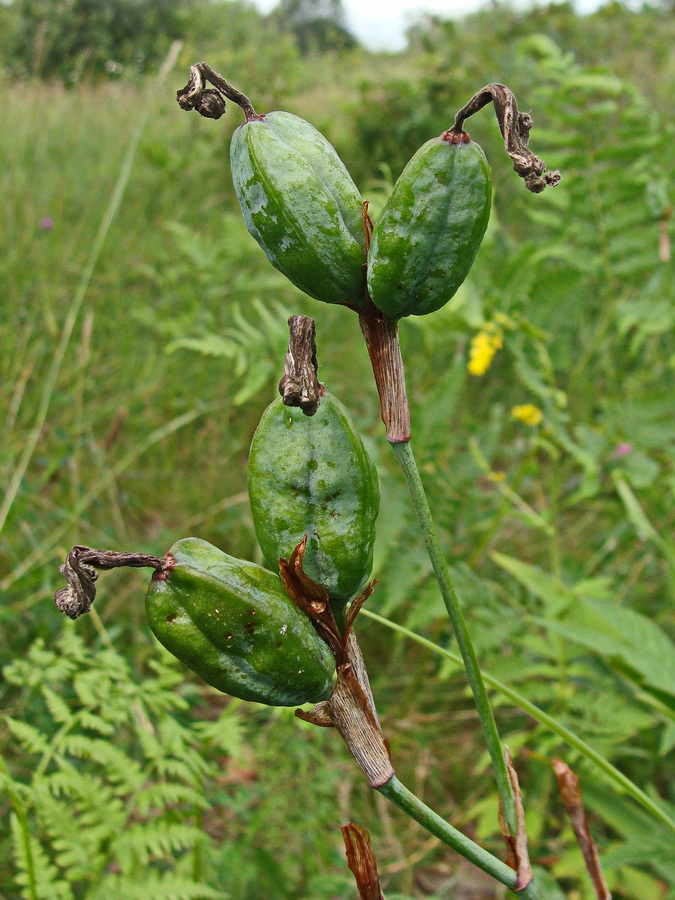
[467,327,503,376]
[511,403,543,426]
[489,471,507,482]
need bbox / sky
[251,0,598,51]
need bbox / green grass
[1,28,674,899]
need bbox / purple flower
[615,442,632,457]
[40,217,54,230]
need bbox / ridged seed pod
[145,537,335,707]
[367,131,492,320]
[248,389,379,607]
[231,111,366,308]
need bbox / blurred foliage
[0,0,357,81]
[272,0,358,54]
[1,1,674,897]
[0,0,193,79]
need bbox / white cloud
[346,0,483,50]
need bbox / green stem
[361,607,675,835]
[377,776,543,898]
[0,43,182,537]
[1,399,229,592]
[0,754,37,900]
[392,440,518,836]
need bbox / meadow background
[1,1,674,897]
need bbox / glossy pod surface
[231,111,366,308]
[367,133,492,320]
[248,390,380,606]
[145,537,335,706]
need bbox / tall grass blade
[0,42,183,536]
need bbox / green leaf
[540,597,675,699]
[659,721,675,756]
[490,552,574,615]
[361,608,675,834]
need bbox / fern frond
[164,297,291,406]
[40,687,73,726]
[3,638,74,691]
[92,871,224,900]
[154,758,206,785]
[77,710,118,736]
[112,821,206,869]
[61,734,143,777]
[192,713,245,759]
[5,718,50,756]
[10,812,74,900]
[37,791,105,883]
[134,782,211,816]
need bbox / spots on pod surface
[367,136,491,319]
[145,537,335,706]
[231,110,367,307]
[248,392,380,604]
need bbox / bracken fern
[1,629,244,899]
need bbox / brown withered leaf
[278,536,344,660]
[342,822,386,900]
[498,748,533,891]
[552,758,611,900]
[279,535,330,611]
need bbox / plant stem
[392,439,518,836]
[361,606,675,835]
[0,754,37,900]
[359,315,411,443]
[377,776,543,898]
[0,41,182,537]
[1,399,229,591]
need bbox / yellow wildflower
[468,327,503,376]
[511,403,543,426]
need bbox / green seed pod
[248,389,379,607]
[231,111,367,308]
[367,131,492,320]
[145,537,335,707]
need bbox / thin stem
[392,440,518,836]
[360,607,675,835]
[0,754,37,900]
[468,447,537,567]
[358,315,411,443]
[0,399,229,591]
[176,62,258,121]
[0,41,182,537]
[377,776,543,898]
